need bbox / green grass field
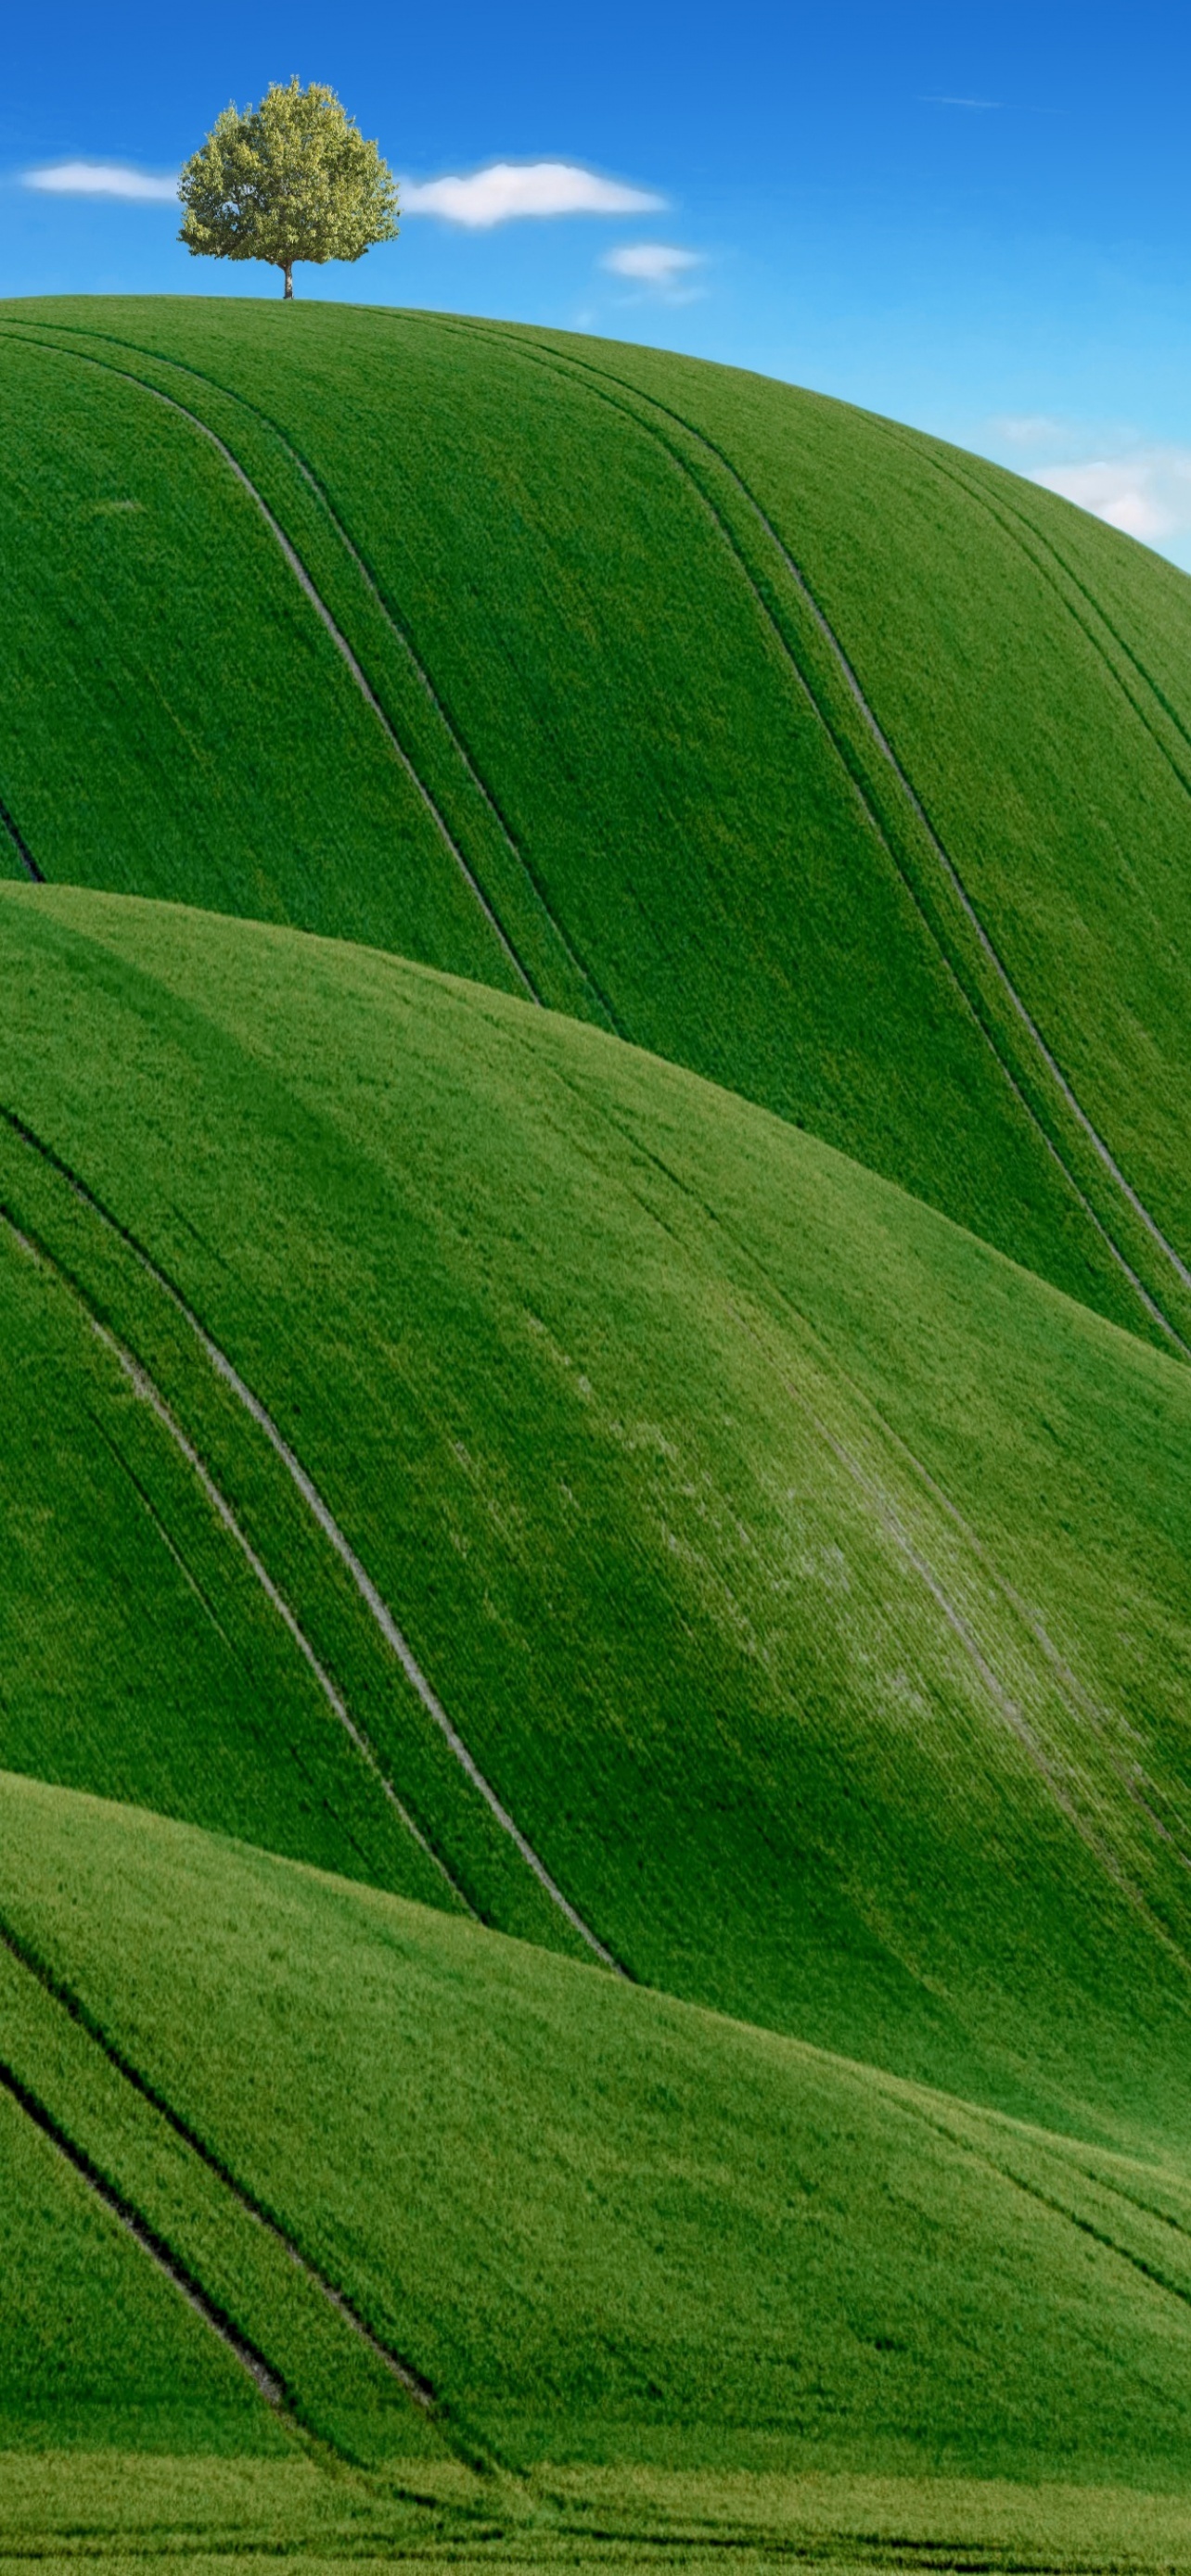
[8,297,1191,1344]
[3,302,1191,2567]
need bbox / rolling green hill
[3,302,1191,2568]
[4,299,1191,1359]
[5,881,1191,2148]
[7,1765,1191,2490]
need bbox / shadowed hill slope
[3,301,1191,1350]
[3,884,1191,2160]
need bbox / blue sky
[5,1,1191,564]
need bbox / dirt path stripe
[0,1106,621,1973]
[0,1208,469,1916]
[0,328,537,1004]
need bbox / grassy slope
[0,329,515,987]
[0,2063,281,2455]
[2,295,1181,1345]
[0,1207,454,1909]
[1,886,1190,2159]
[514,322,1191,1333]
[7,1768,1191,2489]
[5,305,1191,2550]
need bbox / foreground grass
[1,886,1190,2149]
[6,1770,1191,2492]
[9,2456,1191,2572]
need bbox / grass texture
[4,303,1191,2560]
[1,886,1189,2158]
[4,300,1191,1342]
[6,1766,1191,2492]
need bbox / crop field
[3,303,1191,2568]
[7,298,1191,1345]
[2,883,1191,2130]
[9,1764,1191,2483]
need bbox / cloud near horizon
[24,159,177,200]
[402,161,664,226]
[1032,448,1191,542]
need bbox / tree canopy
[178,79,398,298]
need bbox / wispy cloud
[24,159,177,200]
[1032,450,1191,543]
[992,414,1071,448]
[602,241,703,298]
[919,96,999,108]
[403,161,664,228]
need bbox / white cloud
[1032,449,1191,544]
[603,242,701,286]
[24,159,177,201]
[402,160,664,227]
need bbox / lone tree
[178,78,398,299]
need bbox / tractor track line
[0,1102,622,1974]
[465,325,1187,1349]
[0,1206,469,1918]
[557,339,1191,1319]
[0,792,41,884]
[0,328,537,1005]
[0,315,616,1031]
[0,1908,450,2430]
[901,2085,1191,2328]
[882,419,1191,810]
[0,2054,291,2417]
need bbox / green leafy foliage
[178,81,397,296]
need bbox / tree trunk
[282,260,293,300]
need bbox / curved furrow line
[455,324,1185,1353]
[0,328,538,1004]
[902,2088,1191,2323]
[523,338,1191,1321]
[0,792,41,884]
[0,2056,292,2419]
[0,315,618,1030]
[0,1207,468,1915]
[0,1103,623,1974]
[0,1910,458,2442]
[880,421,1191,798]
